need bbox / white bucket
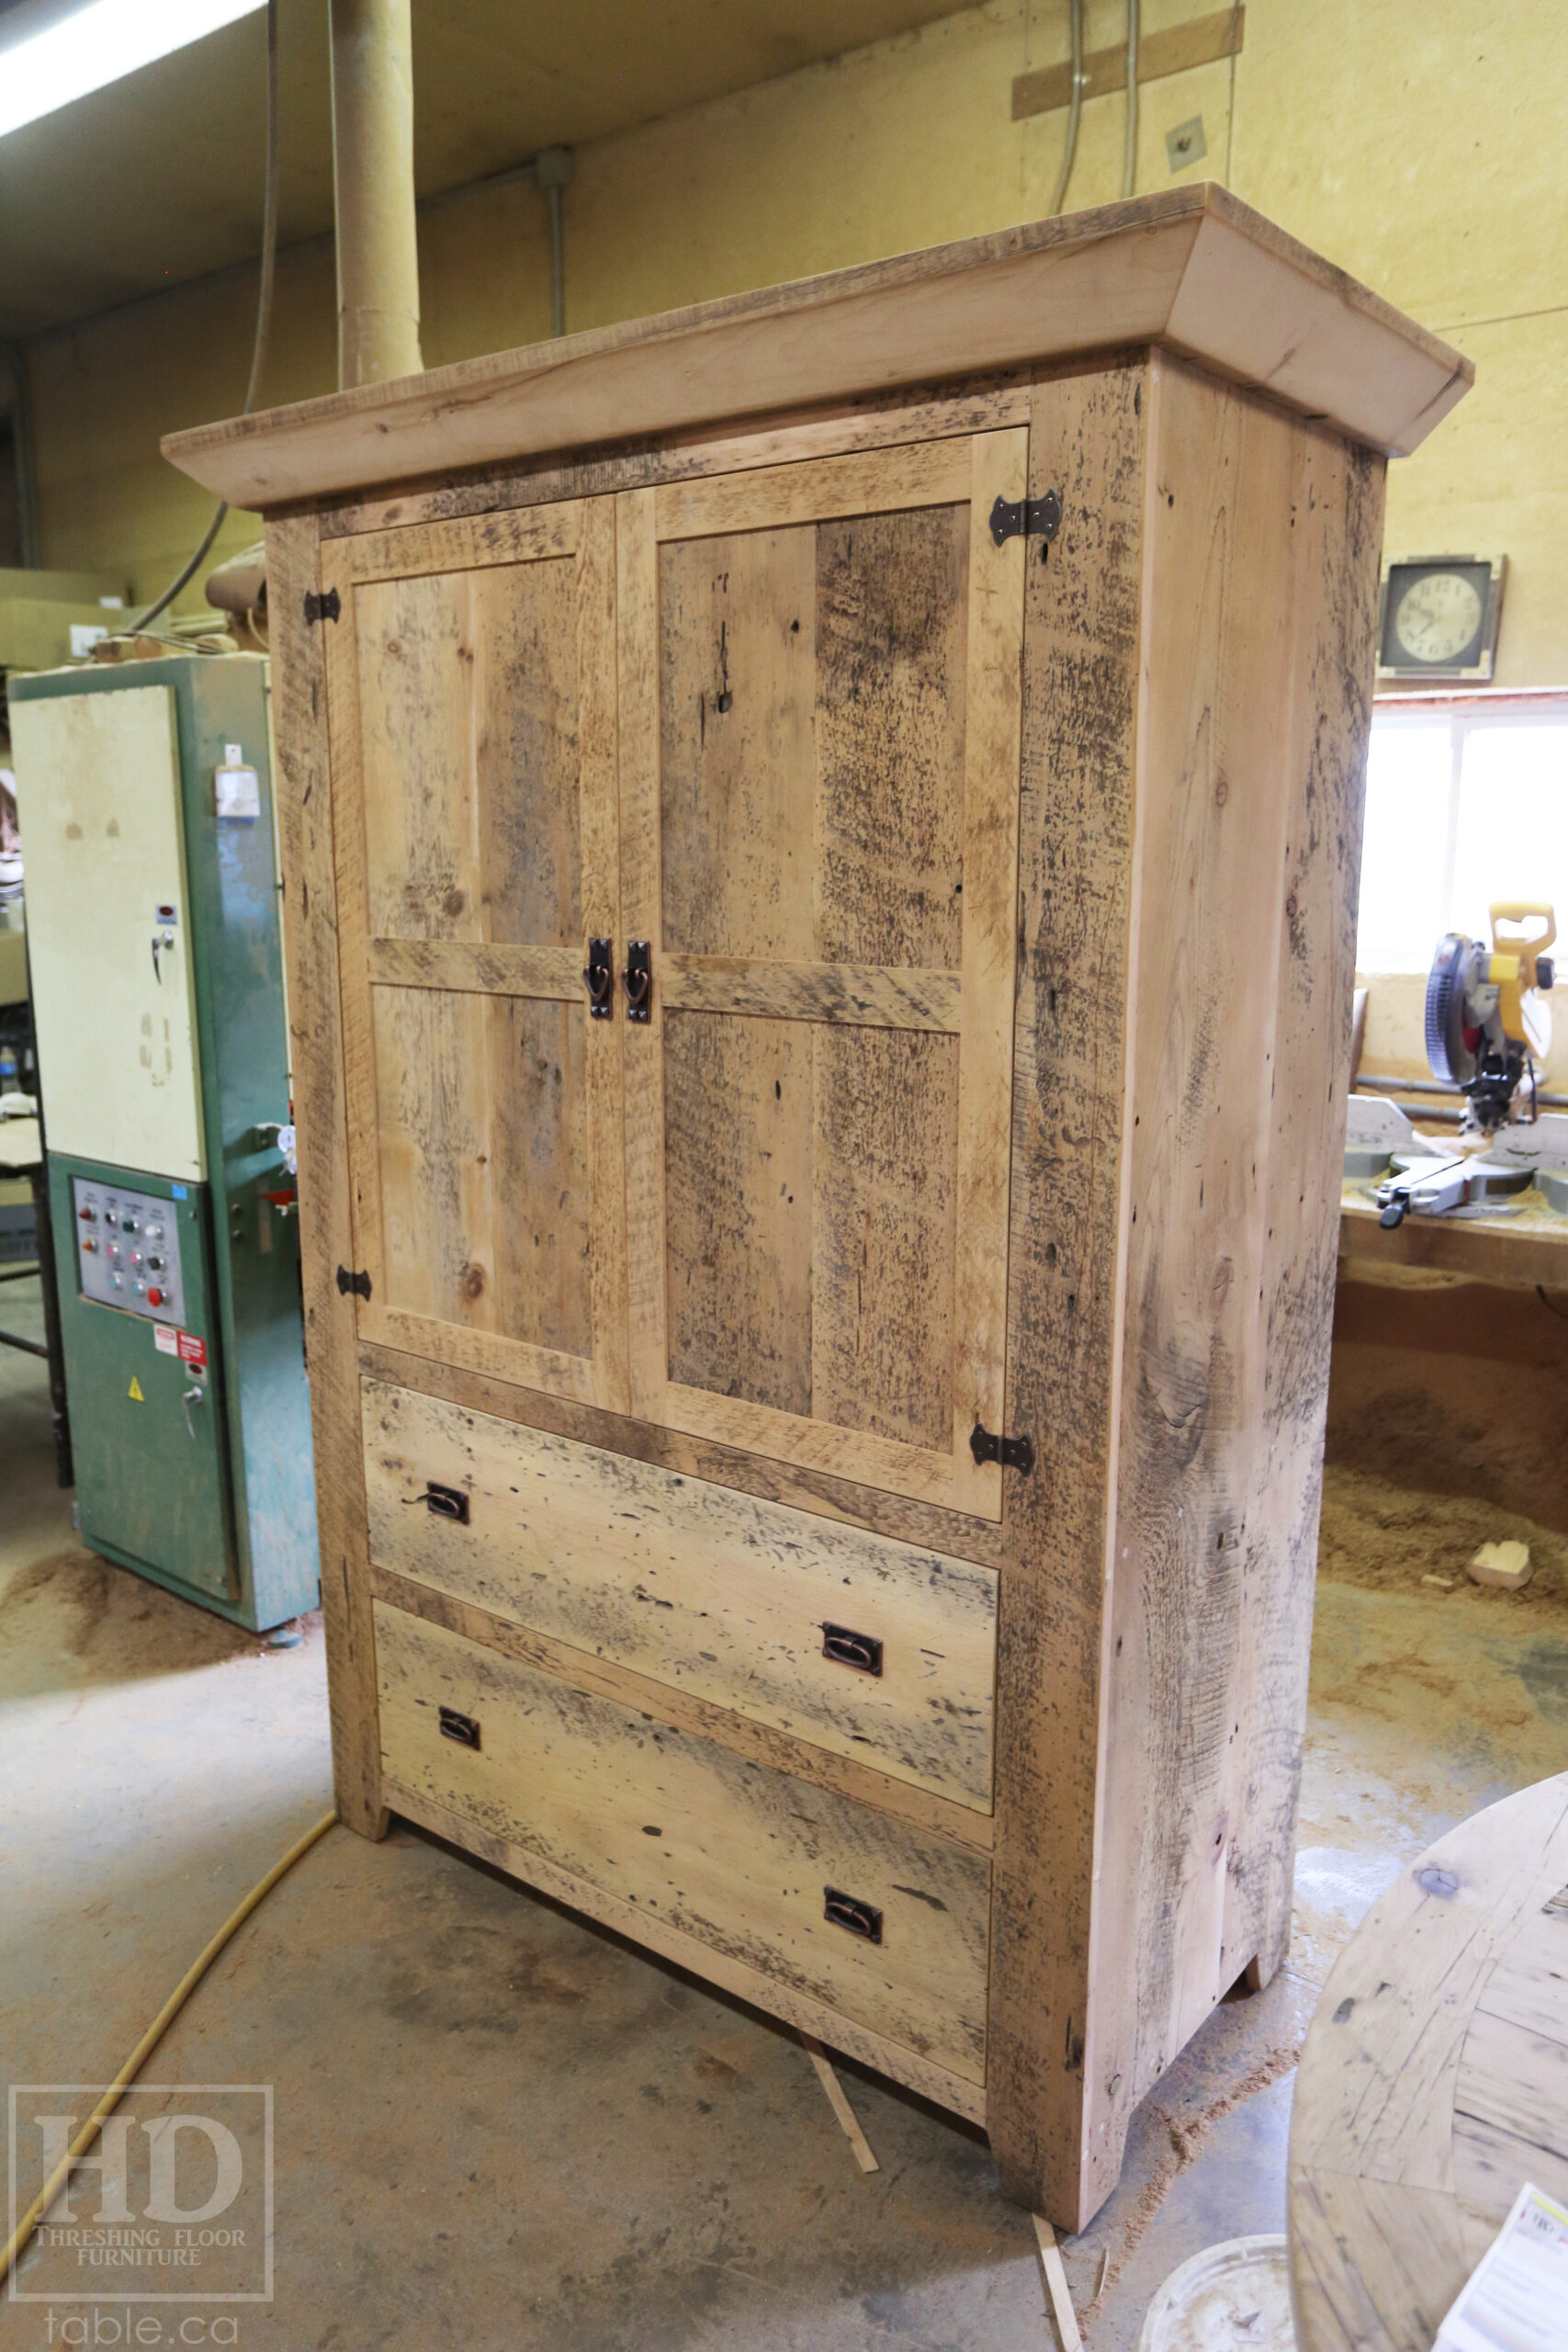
[1136,2234,1294,2351]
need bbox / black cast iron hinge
[304,587,341,626]
[988,489,1063,548]
[336,1264,372,1300]
[970,1419,1034,1475]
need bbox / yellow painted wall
[24,0,1568,684]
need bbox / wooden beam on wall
[1012,7,1245,123]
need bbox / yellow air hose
[1,1809,337,2285]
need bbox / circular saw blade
[1426,933,1478,1084]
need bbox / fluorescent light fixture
[0,0,266,141]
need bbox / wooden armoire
[168,187,1468,2228]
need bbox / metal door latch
[623,939,652,1023]
[583,937,614,1018]
[988,489,1063,547]
[423,1482,469,1524]
[438,1706,481,1750]
[180,1383,205,1442]
[821,1623,884,1677]
[970,1419,1034,1474]
[823,1887,883,1944]
[303,588,341,626]
[336,1265,372,1300]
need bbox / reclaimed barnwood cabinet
[167,187,1468,2227]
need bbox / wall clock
[1377,554,1506,682]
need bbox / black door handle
[583,937,614,1018]
[623,940,652,1023]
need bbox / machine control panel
[72,1178,186,1328]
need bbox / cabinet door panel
[324,499,627,1413]
[620,431,1026,1518]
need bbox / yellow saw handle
[1487,902,1555,1056]
[1490,901,1555,957]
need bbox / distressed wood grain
[316,379,1037,540]
[361,1375,998,1807]
[323,501,625,1415]
[356,1339,1008,1569]
[376,1600,992,2080]
[640,440,1019,1518]
[371,1561,994,1851]
[367,938,581,1000]
[393,1779,989,2122]
[655,435,971,540]
[333,500,580,582]
[661,954,961,1033]
[949,426,1028,1516]
[1083,359,1386,2218]
[265,510,386,1837]
[987,364,1146,2224]
[166,187,1470,510]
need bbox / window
[1356,698,1568,972]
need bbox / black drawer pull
[424,1482,469,1523]
[438,1706,480,1750]
[821,1623,883,1676]
[823,1887,882,1944]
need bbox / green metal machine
[9,654,319,1631]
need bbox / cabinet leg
[331,1740,389,1839]
[990,2091,1133,2236]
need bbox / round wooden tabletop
[1288,1771,1568,2351]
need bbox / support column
[329,0,423,389]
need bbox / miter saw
[1371,902,1559,1227]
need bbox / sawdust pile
[1317,1460,1568,1616]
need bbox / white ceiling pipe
[329,0,423,389]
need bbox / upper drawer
[362,1377,996,1810]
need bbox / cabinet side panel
[987,363,1146,2228]
[267,512,387,1837]
[1093,358,1384,2149]
[1232,411,1384,1988]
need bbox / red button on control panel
[147,1287,164,1308]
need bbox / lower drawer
[375,1600,991,2085]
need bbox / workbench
[1340,1180,1568,1292]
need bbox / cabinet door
[322,500,628,1414]
[617,433,1027,1520]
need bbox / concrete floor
[3,1268,1565,2349]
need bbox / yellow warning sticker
[128,1375,144,1402]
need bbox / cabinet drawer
[363,1378,996,1809]
[375,1600,990,2082]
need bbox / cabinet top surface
[164,183,1470,513]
